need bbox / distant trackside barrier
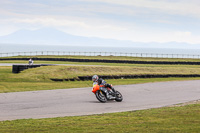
[2,57,200,65]
[1,51,200,59]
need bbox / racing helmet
[92,75,99,82]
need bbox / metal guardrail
[2,57,200,65]
[0,51,200,59]
[12,64,53,73]
[51,74,200,81]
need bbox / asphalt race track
[0,80,200,121]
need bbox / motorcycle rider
[92,75,115,100]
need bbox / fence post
[1,51,200,59]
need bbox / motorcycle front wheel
[115,91,123,102]
[95,90,107,103]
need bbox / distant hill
[0,28,133,47]
[0,28,199,49]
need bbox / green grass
[1,56,200,132]
[1,63,200,93]
[2,77,200,93]
[0,104,200,133]
[12,65,200,80]
[2,59,200,67]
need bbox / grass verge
[0,104,200,132]
[2,78,200,93]
[1,65,200,93]
[8,65,200,80]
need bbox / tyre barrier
[50,74,200,82]
[1,57,200,65]
[12,64,53,73]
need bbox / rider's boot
[111,87,115,92]
[106,90,115,100]
[101,87,115,100]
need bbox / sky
[0,0,200,44]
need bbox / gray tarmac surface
[0,63,15,66]
[0,80,200,121]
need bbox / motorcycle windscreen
[93,82,98,87]
[92,82,100,93]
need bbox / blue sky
[0,0,200,44]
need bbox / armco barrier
[12,64,53,73]
[2,57,200,65]
[50,74,200,81]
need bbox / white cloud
[135,30,200,44]
[9,18,89,28]
[1,0,200,45]
[0,25,19,36]
[172,31,200,44]
[174,31,192,37]
[82,0,200,17]
[0,17,126,36]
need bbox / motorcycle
[92,82,123,103]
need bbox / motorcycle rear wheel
[115,91,123,102]
[95,90,107,103]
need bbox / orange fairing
[92,84,100,94]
